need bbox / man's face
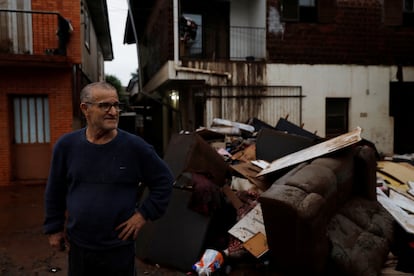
[82,87,120,132]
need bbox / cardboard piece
[257,127,362,176]
[377,161,414,185]
[242,232,269,258]
[231,144,256,162]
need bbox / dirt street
[0,185,411,276]
[0,184,186,276]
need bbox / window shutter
[384,0,402,26]
[318,0,336,23]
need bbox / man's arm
[136,148,175,222]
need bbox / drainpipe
[172,0,232,80]
[173,0,180,66]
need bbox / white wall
[267,64,414,155]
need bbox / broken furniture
[136,132,234,271]
[259,144,394,275]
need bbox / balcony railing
[180,25,266,61]
[0,9,69,56]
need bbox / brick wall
[0,67,73,186]
[0,0,82,186]
[32,0,82,63]
[267,0,414,65]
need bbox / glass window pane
[299,0,315,6]
[13,98,21,143]
[44,98,50,143]
[36,97,44,143]
[29,97,36,143]
[21,97,29,143]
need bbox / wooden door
[11,96,51,181]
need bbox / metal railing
[0,9,68,56]
[180,25,266,61]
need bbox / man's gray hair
[80,81,116,102]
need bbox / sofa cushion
[327,197,394,276]
[260,184,330,275]
[337,197,394,240]
[285,164,337,198]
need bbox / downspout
[172,0,232,81]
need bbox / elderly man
[44,81,174,276]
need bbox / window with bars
[12,96,50,144]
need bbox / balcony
[180,25,266,61]
[0,9,70,62]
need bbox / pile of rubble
[136,117,414,276]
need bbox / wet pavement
[0,184,188,276]
[0,185,268,276]
[0,184,411,276]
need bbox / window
[13,96,50,144]
[281,0,317,22]
[180,13,202,56]
[325,98,349,139]
[83,9,90,50]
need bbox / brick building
[125,0,414,156]
[0,0,113,186]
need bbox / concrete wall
[267,64,414,155]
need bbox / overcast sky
[104,0,138,87]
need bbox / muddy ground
[0,185,190,276]
[0,185,270,276]
[0,185,410,276]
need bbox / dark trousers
[68,242,136,276]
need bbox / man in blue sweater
[43,81,174,275]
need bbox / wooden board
[377,161,414,185]
[377,188,414,235]
[257,127,362,176]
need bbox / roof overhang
[123,1,156,45]
[85,0,114,60]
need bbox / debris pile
[136,117,414,275]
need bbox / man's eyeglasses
[84,101,124,112]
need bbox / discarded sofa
[259,144,394,276]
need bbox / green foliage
[105,75,129,106]
[105,75,122,92]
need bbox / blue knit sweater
[43,128,174,249]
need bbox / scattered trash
[137,117,414,275]
[192,249,224,275]
[49,267,61,273]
